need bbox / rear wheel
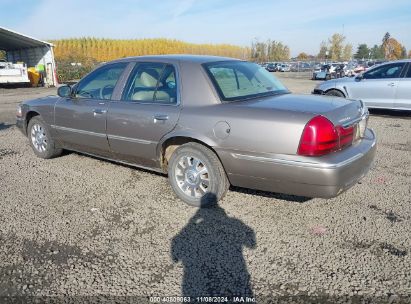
[325,89,345,98]
[168,143,229,207]
[28,116,62,159]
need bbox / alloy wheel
[30,124,48,153]
[174,155,210,198]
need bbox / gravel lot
[0,75,410,303]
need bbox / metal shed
[0,26,57,86]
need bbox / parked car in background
[313,59,411,110]
[17,55,376,207]
[265,63,278,72]
[295,62,312,72]
[278,63,290,72]
[344,62,357,77]
[312,64,332,80]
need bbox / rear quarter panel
[176,103,313,155]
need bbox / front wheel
[325,89,345,98]
[168,143,229,207]
[27,116,62,159]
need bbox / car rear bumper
[217,128,377,198]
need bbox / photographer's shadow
[171,195,256,297]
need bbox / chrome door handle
[93,109,107,116]
[388,82,395,87]
[153,114,169,122]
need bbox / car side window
[122,62,178,104]
[406,64,411,78]
[75,63,127,100]
[363,63,405,79]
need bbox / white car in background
[278,64,290,72]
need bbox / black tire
[168,142,229,207]
[27,116,62,159]
[325,89,345,98]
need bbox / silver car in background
[313,59,411,111]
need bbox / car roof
[110,54,242,65]
[371,59,411,65]
[385,59,411,64]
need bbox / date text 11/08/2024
[149,296,256,303]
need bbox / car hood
[331,77,356,83]
[236,93,365,126]
[320,77,355,87]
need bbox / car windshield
[204,61,289,102]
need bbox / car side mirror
[57,85,72,97]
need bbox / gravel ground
[0,75,410,303]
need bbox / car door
[54,62,128,156]
[394,63,411,110]
[106,62,180,168]
[348,62,405,109]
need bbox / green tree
[370,44,384,59]
[355,44,370,59]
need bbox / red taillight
[297,115,355,156]
[336,125,354,148]
[298,116,339,156]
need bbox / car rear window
[203,61,289,102]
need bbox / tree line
[354,32,408,60]
[315,32,409,61]
[48,33,409,81]
[50,38,251,81]
[250,39,290,62]
[51,38,250,63]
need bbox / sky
[1,0,411,57]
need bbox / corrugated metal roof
[0,26,53,51]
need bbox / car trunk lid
[236,93,368,153]
[237,93,366,126]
